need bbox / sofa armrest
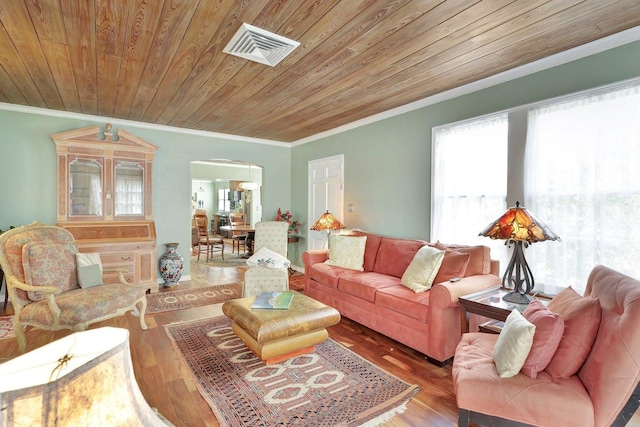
[302,249,329,264]
[302,250,329,273]
[427,274,501,362]
[430,275,501,309]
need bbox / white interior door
[308,155,344,250]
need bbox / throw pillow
[246,246,291,269]
[493,309,536,378]
[544,286,602,378]
[324,235,367,271]
[77,264,103,288]
[433,250,470,283]
[76,252,104,274]
[22,242,79,301]
[520,300,565,378]
[433,242,491,276]
[400,245,445,293]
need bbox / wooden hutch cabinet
[51,124,158,290]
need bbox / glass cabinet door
[115,161,144,216]
[69,159,103,216]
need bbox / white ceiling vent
[223,23,300,67]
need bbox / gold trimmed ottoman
[222,291,341,365]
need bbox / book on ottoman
[251,291,294,310]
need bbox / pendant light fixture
[239,165,258,190]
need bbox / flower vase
[159,243,184,287]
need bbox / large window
[432,79,640,294]
[525,82,640,294]
[431,114,509,269]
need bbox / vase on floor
[159,243,184,287]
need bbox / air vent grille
[223,23,300,67]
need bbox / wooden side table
[458,286,546,333]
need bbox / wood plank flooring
[2,256,639,427]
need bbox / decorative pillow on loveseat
[544,286,602,378]
[22,242,79,301]
[324,235,367,271]
[493,309,536,378]
[520,300,565,378]
[76,252,104,288]
[400,245,445,292]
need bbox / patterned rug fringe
[358,402,408,427]
[0,316,15,340]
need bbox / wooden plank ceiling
[0,1,639,143]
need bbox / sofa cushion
[493,309,536,378]
[433,250,470,283]
[22,242,79,301]
[376,285,430,322]
[453,333,595,427]
[545,286,601,378]
[373,238,426,278]
[521,300,565,379]
[434,242,491,276]
[309,263,361,289]
[400,245,445,292]
[324,235,367,271]
[337,272,399,302]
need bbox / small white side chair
[243,221,290,297]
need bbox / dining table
[219,224,256,256]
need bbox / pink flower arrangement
[274,208,301,234]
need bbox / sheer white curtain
[525,82,640,294]
[115,176,143,215]
[432,114,509,265]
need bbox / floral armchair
[0,222,148,352]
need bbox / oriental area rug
[165,316,419,427]
[146,284,242,313]
[0,316,15,340]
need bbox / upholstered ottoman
[222,291,341,365]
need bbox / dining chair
[230,213,247,254]
[194,214,224,262]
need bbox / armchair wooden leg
[14,317,26,353]
[136,297,148,330]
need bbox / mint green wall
[2,41,640,272]
[0,112,291,276]
[291,41,640,265]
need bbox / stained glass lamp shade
[479,201,560,303]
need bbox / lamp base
[502,290,533,304]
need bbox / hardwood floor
[2,257,639,427]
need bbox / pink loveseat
[453,265,640,427]
[302,231,500,365]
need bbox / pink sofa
[302,231,500,365]
[453,265,640,427]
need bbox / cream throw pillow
[400,245,445,292]
[493,309,536,378]
[324,235,367,271]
